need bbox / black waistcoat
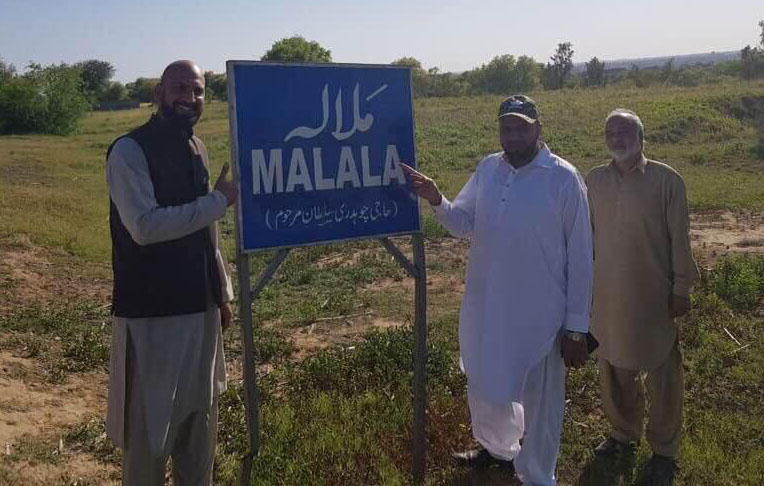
[108,115,223,318]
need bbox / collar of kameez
[634,156,647,173]
[502,143,553,171]
[608,155,647,174]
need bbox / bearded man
[586,109,699,484]
[105,60,238,485]
[403,95,593,485]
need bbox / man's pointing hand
[401,163,443,206]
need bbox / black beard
[504,141,541,167]
[160,103,199,130]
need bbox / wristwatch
[564,331,585,342]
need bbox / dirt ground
[690,210,764,265]
[0,234,111,317]
[0,210,761,484]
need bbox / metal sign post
[226,62,428,484]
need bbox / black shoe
[451,447,514,470]
[640,454,677,485]
[594,437,637,457]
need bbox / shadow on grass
[575,453,637,486]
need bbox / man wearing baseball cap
[403,95,593,485]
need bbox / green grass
[215,326,471,486]
[560,257,764,486]
[249,241,407,326]
[1,79,763,266]
[218,256,764,485]
[707,254,764,311]
[1,80,763,484]
[0,303,111,381]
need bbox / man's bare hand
[561,333,588,369]
[401,163,443,206]
[214,163,238,207]
[220,302,233,332]
[669,294,691,318]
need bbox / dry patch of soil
[279,316,405,359]
[0,349,113,484]
[4,453,119,485]
[0,237,110,316]
[0,350,106,450]
[691,210,764,265]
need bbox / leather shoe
[640,454,677,485]
[594,437,637,457]
[451,447,514,470]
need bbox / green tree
[261,36,332,63]
[466,54,538,94]
[0,56,15,83]
[740,20,764,80]
[740,46,764,79]
[0,62,90,135]
[392,57,424,71]
[126,77,160,103]
[540,64,556,90]
[542,42,574,90]
[392,57,429,97]
[480,55,517,94]
[584,57,605,87]
[75,59,115,103]
[0,77,45,133]
[661,58,675,83]
[204,71,228,101]
[512,55,540,92]
[425,69,470,97]
[102,81,127,102]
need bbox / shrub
[709,255,764,311]
[0,63,90,135]
[0,77,48,133]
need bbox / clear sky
[1,0,762,82]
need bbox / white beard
[610,145,641,162]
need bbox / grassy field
[0,79,763,485]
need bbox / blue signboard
[226,61,420,252]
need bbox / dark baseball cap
[498,95,539,123]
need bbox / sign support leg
[237,251,257,486]
[238,240,423,484]
[412,233,427,484]
[239,249,290,485]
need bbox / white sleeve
[106,137,228,246]
[561,174,594,333]
[430,171,478,238]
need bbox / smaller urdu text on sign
[227,62,420,252]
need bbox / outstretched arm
[402,163,478,238]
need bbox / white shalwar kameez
[432,145,592,485]
[105,138,233,485]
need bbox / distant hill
[572,50,740,73]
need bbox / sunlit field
[1,79,763,485]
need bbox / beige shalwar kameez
[586,158,699,456]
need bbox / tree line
[2,21,763,136]
[211,24,764,99]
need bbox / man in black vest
[105,60,238,485]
